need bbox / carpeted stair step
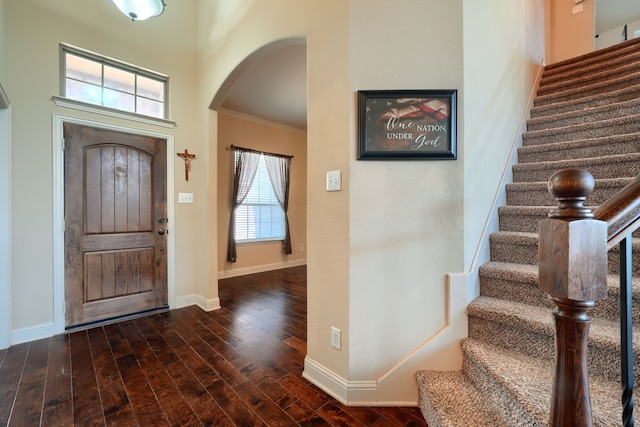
[461,339,622,426]
[539,50,640,90]
[489,231,640,275]
[505,178,632,206]
[417,340,624,426]
[467,296,640,385]
[518,134,640,163]
[542,37,640,78]
[533,71,640,107]
[531,84,640,119]
[479,261,640,323]
[479,262,551,310]
[512,153,640,182]
[537,59,640,97]
[498,206,554,233]
[526,98,640,132]
[523,115,640,146]
[415,370,510,427]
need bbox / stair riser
[518,139,640,163]
[468,316,640,385]
[479,273,640,324]
[505,184,627,207]
[489,238,640,275]
[526,103,640,132]
[534,75,640,107]
[540,55,640,90]
[462,355,545,426]
[523,120,640,146]
[512,160,640,182]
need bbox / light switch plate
[178,192,194,204]
[326,170,341,192]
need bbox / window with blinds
[235,155,285,242]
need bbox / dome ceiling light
[110,0,165,21]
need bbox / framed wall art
[357,89,457,160]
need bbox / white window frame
[235,154,285,244]
[54,44,175,128]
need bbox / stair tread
[469,296,640,346]
[531,83,640,117]
[519,132,640,155]
[527,96,640,128]
[512,152,640,171]
[415,370,509,427]
[461,339,621,426]
[524,114,640,138]
[506,177,633,190]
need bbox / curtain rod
[226,145,294,159]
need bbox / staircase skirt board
[417,38,640,425]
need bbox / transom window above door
[59,44,169,120]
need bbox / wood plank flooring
[0,266,427,426]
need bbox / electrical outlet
[331,327,341,350]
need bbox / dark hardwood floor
[0,266,427,426]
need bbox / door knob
[158,229,165,235]
[158,217,168,224]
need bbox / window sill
[52,96,176,129]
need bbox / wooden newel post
[538,168,608,427]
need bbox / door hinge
[62,220,65,232]
[61,138,65,150]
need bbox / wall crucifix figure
[177,149,196,181]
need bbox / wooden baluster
[538,169,608,427]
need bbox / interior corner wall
[197,0,352,383]
[548,0,595,63]
[216,110,308,277]
[462,0,546,272]
[348,0,464,401]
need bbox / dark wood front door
[64,123,168,328]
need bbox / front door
[64,123,168,328]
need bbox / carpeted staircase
[416,38,640,426]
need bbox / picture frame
[357,89,457,160]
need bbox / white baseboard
[176,293,221,312]
[11,322,57,346]
[197,296,221,311]
[218,259,306,279]
[303,356,385,405]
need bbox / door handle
[158,229,165,235]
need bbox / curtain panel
[226,146,293,262]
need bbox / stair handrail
[592,173,640,248]
[539,169,640,427]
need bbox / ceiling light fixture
[110,0,165,21]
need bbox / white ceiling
[596,0,640,34]
[221,1,640,133]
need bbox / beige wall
[216,110,307,276]
[548,0,595,63]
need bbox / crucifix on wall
[177,149,196,181]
